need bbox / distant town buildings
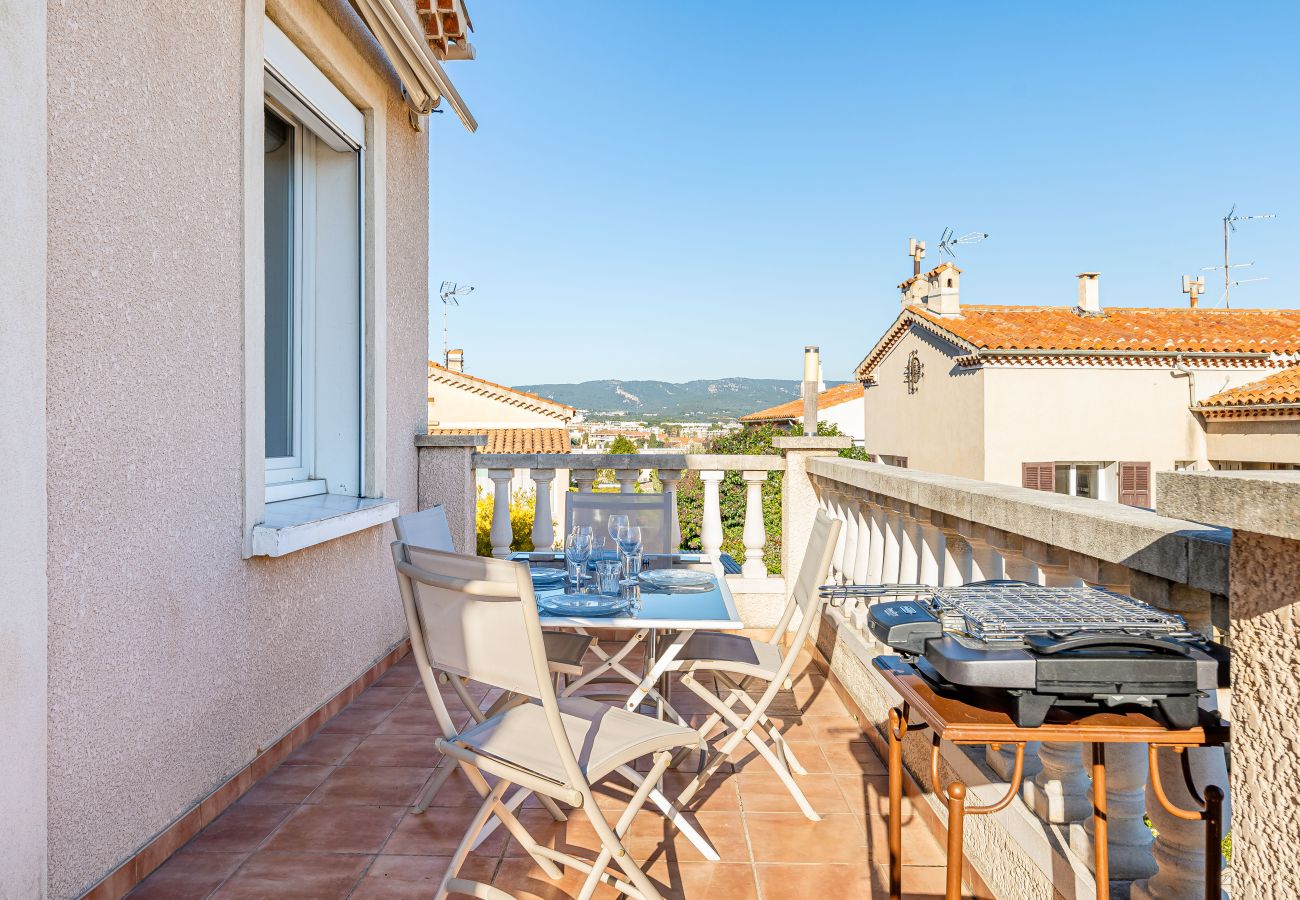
[854,265,1300,506]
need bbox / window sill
[252,495,399,557]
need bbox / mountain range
[513,378,849,420]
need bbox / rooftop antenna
[908,238,927,277]
[1215,205,1275,308]
[936,227,990,261]
[438,280,474,363]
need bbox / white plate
[639,570,715,590]
[538,594,630,617]
[530,567,566,585]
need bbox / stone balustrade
[806,457,1231,899]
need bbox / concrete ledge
[416,433,487,448]
[1157,470,1300,541]
[773,435,853,450]
[810,458,1231,594]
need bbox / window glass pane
[1054,465,1070,494]
[264,108,295,459]
[1075,465,1099,499]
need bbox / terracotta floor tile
[491,855,621,900]
[239,765,333,805]
[187,804,295,854]
[420,766,502,808]
[500,806,613,859]
[641,860,760,900]
[756,861,875,895]
[348,854,495,899]
[871,861,953,898]
[375,664,421,688]
[627,810,751,863]
[349,686,412,709]
[743,812,866,864]
[210,852,370,900]
[657,771,741,813]
[731,740,833,775]
[370,707,444,736]
[735,770,850,815]
[835,774,893,816]
[319,703,392,734]
[810,716,869,743]
[382,806,511,857]
[864,808,948,867]
[304,765,433,806]
[821,739,888,775]
[344,733,441,768]
[260,805,402,854]
[127,849,247,900]
[797,684,851,718]
[282,732,364,767]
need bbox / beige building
[739,382,866,442]
[1198,365,1300,469]
[428,354,576,540]
[5,1,477,896]
[855,264,1300,506]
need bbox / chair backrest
[390,543,552,733]
[393,505,456,553]
[565,492,674,554]
[772,509,842,644]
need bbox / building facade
[738,383,866,442]
[856,265,1300,505]
[5,1,476,896]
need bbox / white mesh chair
[391,542,715,899]
[393,506,593,819]
[565,492,675,554]
[627,509,841,820]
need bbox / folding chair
[392,507,593,819]
[633,509,841,820]
[391,542,715,899]
[565,492,675,554]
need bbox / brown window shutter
[896,456,908,469]
[1021,462,1053,491]
[1119,462,1151,508]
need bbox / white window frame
[1052,461,1113,501]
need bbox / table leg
[1205,785,1224,900]
[1091,743,1109,900]
[944,781,966,900]
[887,706,906,900]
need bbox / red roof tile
[427,427,572,453]
[1200,365,1300,409]
[739,382,864,423]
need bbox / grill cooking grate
[932,585,1189,644]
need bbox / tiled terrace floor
[127,639,947,899]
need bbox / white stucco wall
[1,1,50,895]
[861,327,986,478]
[427,377,571,428]
[44,1,428,896]
[1207,418,1300,466]
[818,397,865,442]
[980,365,1271,497]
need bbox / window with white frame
[263,21,366,503]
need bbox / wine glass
[607,514,630,544]
[616,524,643,582]
[565,528,592,590]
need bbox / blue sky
[429,1,1299,384]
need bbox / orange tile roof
[427,427,572,454]
[740,382,864,423]
[909,306,1300,353]
[428,362,576,416]
[1200,365,1300,409]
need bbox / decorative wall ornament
[905,350,924,395]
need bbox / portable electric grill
[853,582,1226,728]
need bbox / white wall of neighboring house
[1206,419,1300,467]
[818,396,866,442]
[862,328,987,479]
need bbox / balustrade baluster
[1024,741,1092,823]
[573,469,596,494]
[840,495,859,585]
[882,509,902,584]
[488,468,514,559]
[617,469,638,493]
[530,468,555,551]
[852,497,871,585]
[741,470,769,577]
[866,502,886,583]
[700,470,724,560]
[1132,744,1230,899]
[919,523,942,586]
[897,511,920,584]
[1071,742,1157,883]
[659,469,683,551]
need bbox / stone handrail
[470,451,786,576]
[806,457,1231,898]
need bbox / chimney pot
[1076,272,1101,313]
[445,348,464,372]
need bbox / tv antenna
[936,227,989,261]
[438,281,474,363]
[1215,205,1275,307]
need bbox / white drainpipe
[1171,355,1211,471]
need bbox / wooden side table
[874,656,1229,900]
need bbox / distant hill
[513,378,850,420]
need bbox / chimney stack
[445,348,464,372]
[1076,273,1101,313]
[802,346,820,431]
[927,264,961,316]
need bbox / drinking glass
[565,528,592,590]
[616,524,643,582]
[594,559,623,596]
[607,514,630,545]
